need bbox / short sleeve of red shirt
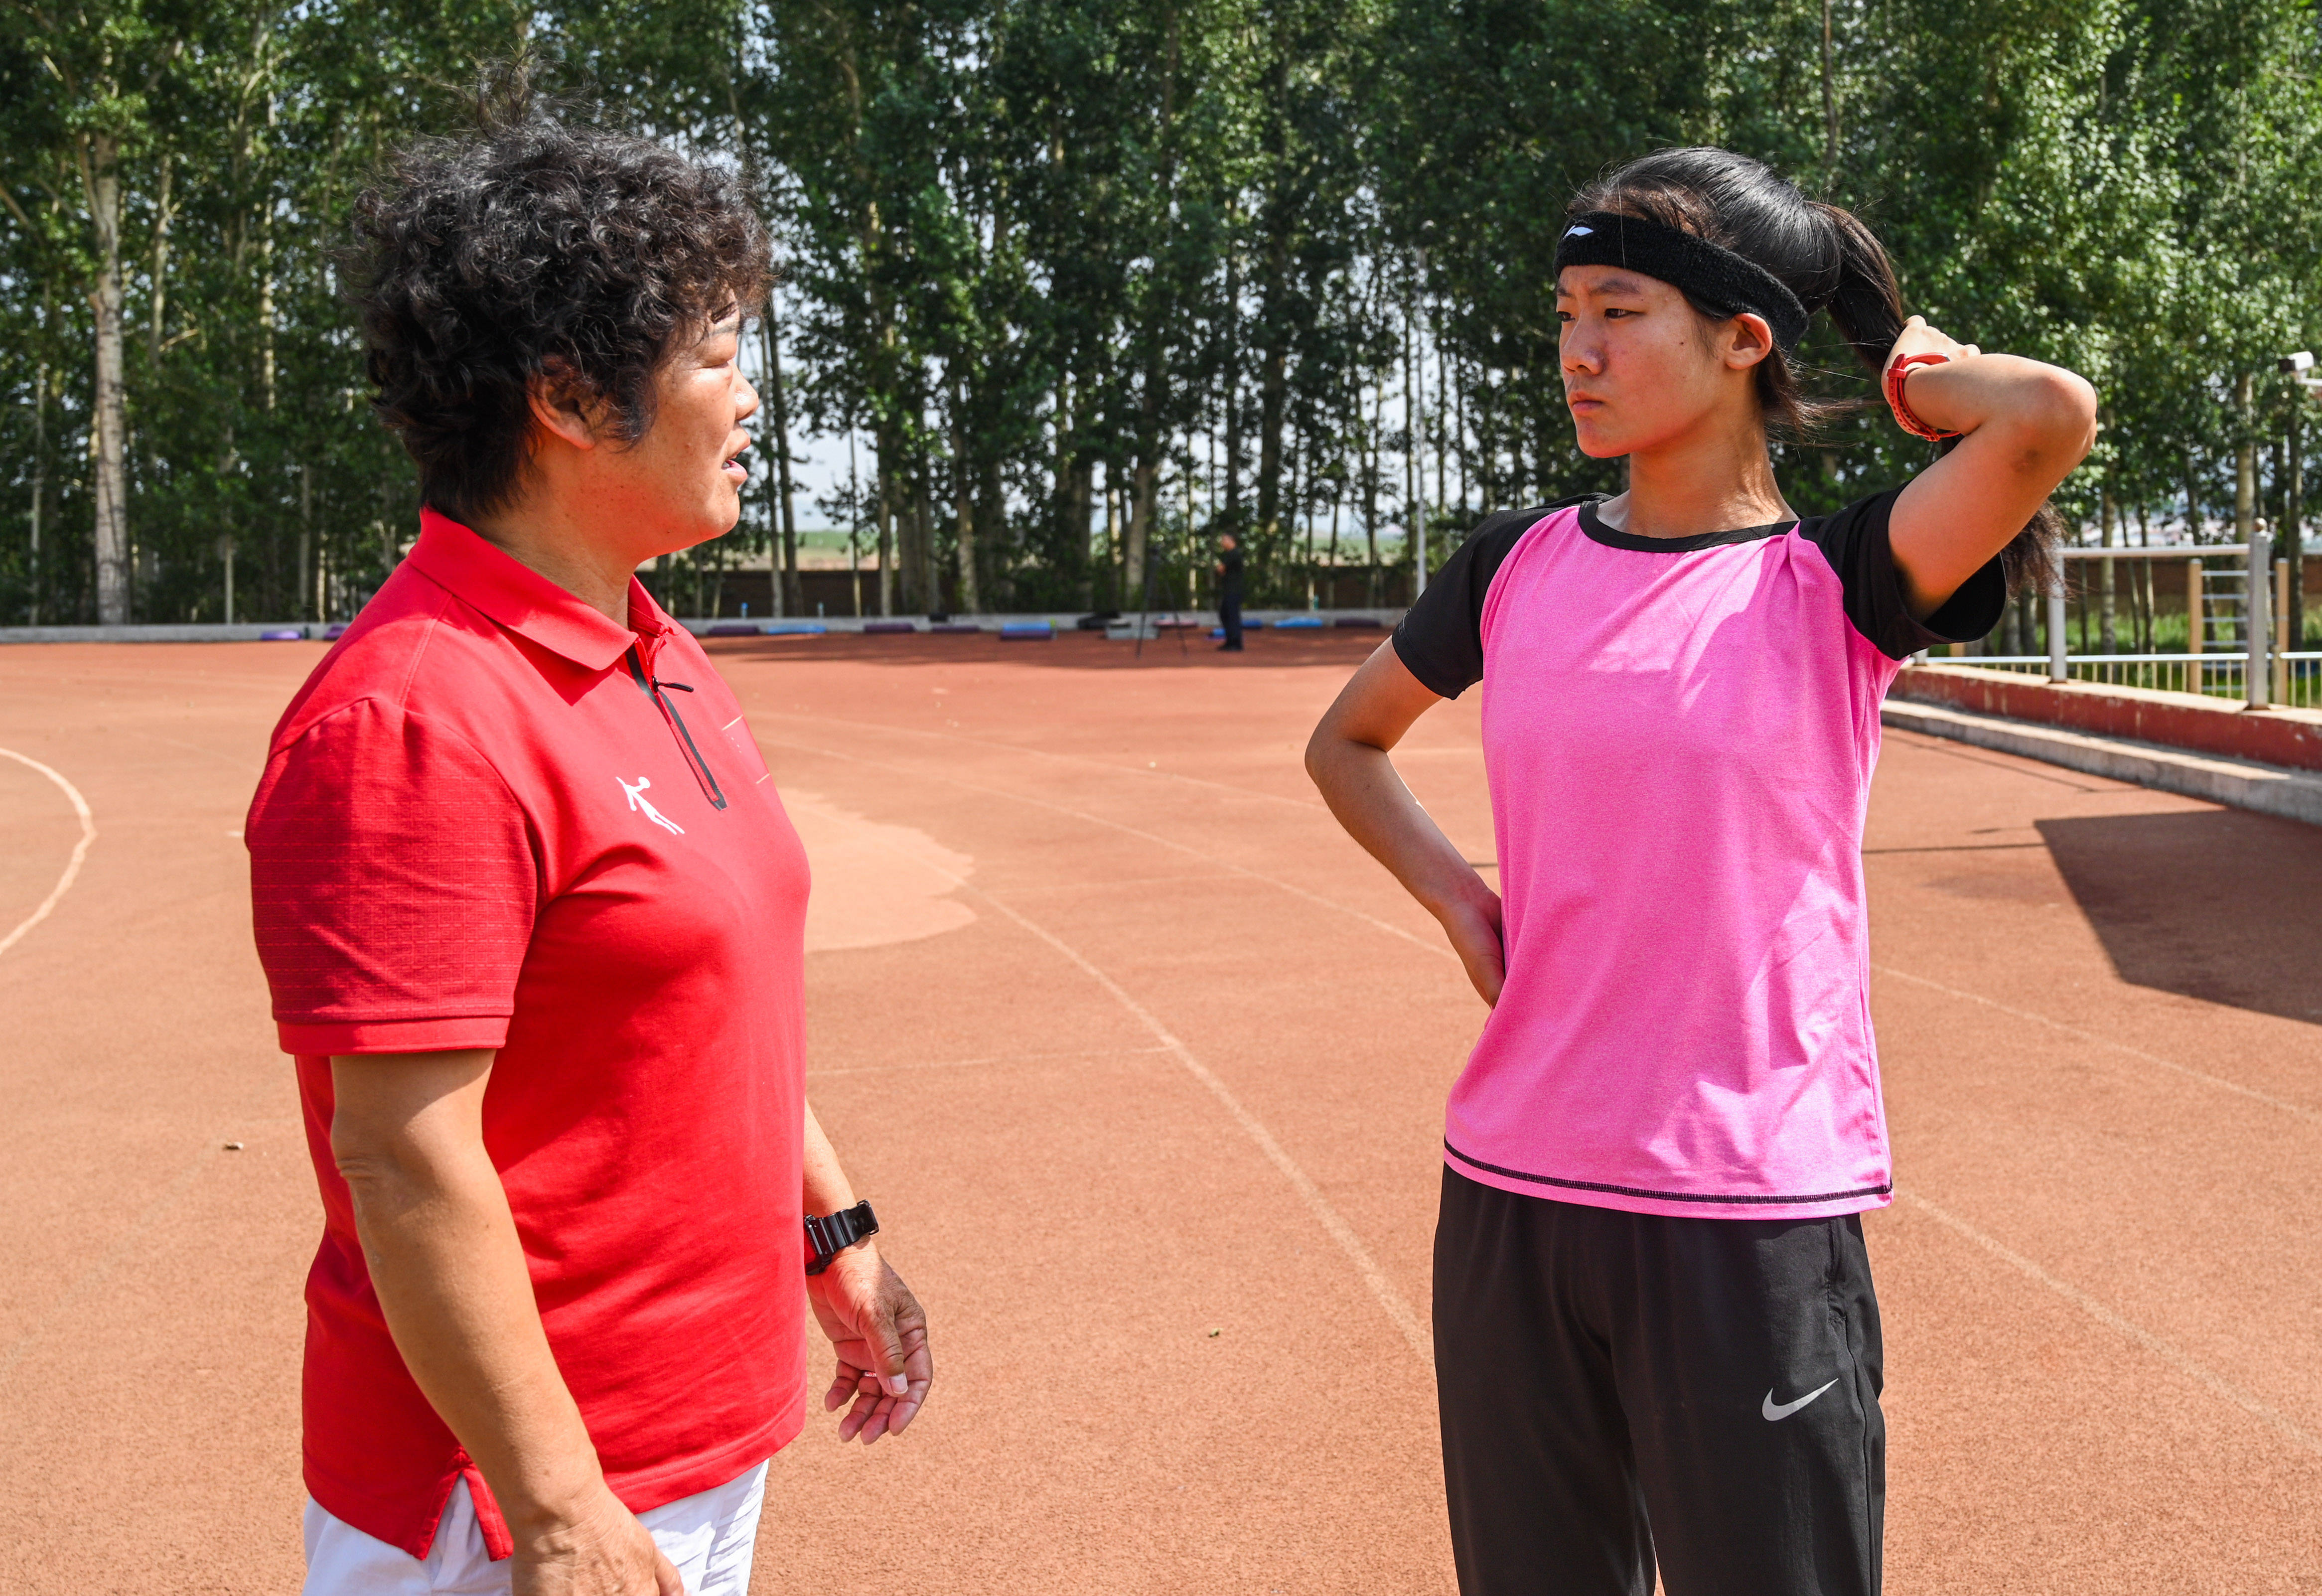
[250,697,539,1055]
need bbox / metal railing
[1913,541,2317,710]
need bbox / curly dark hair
[351,103,770,523]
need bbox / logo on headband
[1564,224,1594,238]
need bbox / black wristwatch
[804,1199,879,1276]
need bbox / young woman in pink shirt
[1306,147,2096,1595]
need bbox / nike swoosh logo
[1761,1379,1840,1422]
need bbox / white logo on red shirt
[618,776,684,836]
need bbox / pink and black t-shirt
[1394,490,2003,1220]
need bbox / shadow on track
[2035,809,2322,1026]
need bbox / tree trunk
[916,466,938,613]
[951,375,981,613]
[1819,0,1840,170]
[260,219,278,413]
[1222,237,1243,540]
[2229,378,2247,650]
[1126,456,1156,613]
[2136,504,2155,653]
[1363,367,1384,604]
[1125,3,1180,616]
[2099,489,2117,652]
[876,448,895,617]
[148,155,173,362]
[1435,307,1449,517]
[298,465,313,623]
[981,458,1007,610]
[1406,270,1428,589]
[1051,371,1077,596]
[27,350,50,625]
[2289,404,2305,650]
[1477,373,1496,515]
[1255,235,1288,549]
[1070,451,1095,607]
[87,136,130,624]
[1102,471,1119,606]
[1326,477,1341,606]
[1453,352,1468,520]
[763,306,801,617]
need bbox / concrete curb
[1890,662,2322,772]
[1881,697,2322,828]
[0,622,318,644]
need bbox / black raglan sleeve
[1391,501,1587,698]
[1799,488,2009,661]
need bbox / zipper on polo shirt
[623,645,728,811]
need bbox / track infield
[1,630,2317,1593]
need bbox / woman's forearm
[1900,352,2095,457]
[332,1053,606,1546]
[1885,325,2098,612]
[802,1101,862,1219]
[1306,643,1506,1004]
[1307,736,1489,921]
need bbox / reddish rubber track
[0,632,2315,1594]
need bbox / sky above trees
[3,0,2318,624]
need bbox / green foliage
[0,0,2316,621]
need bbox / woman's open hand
[808,1247,932,1445]
[1438,887,1507,1008]
[1882,312,1979,377]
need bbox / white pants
[301,1461,767,1596]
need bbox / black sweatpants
[1434,1167,1885,1596]
[1219,592,1244,648]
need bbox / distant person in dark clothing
[1214,532,1245,651]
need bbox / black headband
[1554,211,1812,350]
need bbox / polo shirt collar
[409,508,673,672]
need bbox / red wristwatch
[1885,352,1959,441]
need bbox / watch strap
[803,1199,878,1275]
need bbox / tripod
[1133,543,1194,662]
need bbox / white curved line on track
[1873,963,2321,1126]
[1900,1191,2321,1456]
[811,804,1435,1370]
[0,746,96,958]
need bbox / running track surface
[1,632,2316,1594]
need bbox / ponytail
[1574,149,2061,595]
[1812,203,2061,595]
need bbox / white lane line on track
[1872,963,2321,1127]
[1899,1190,2322,1457]
[809,803,1436,1370]
[762,732,1460,965]
[0,746,95,958]
[992,897,1437,1368]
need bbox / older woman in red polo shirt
[246,108,931,1596]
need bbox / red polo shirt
[247,509,811,1559]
